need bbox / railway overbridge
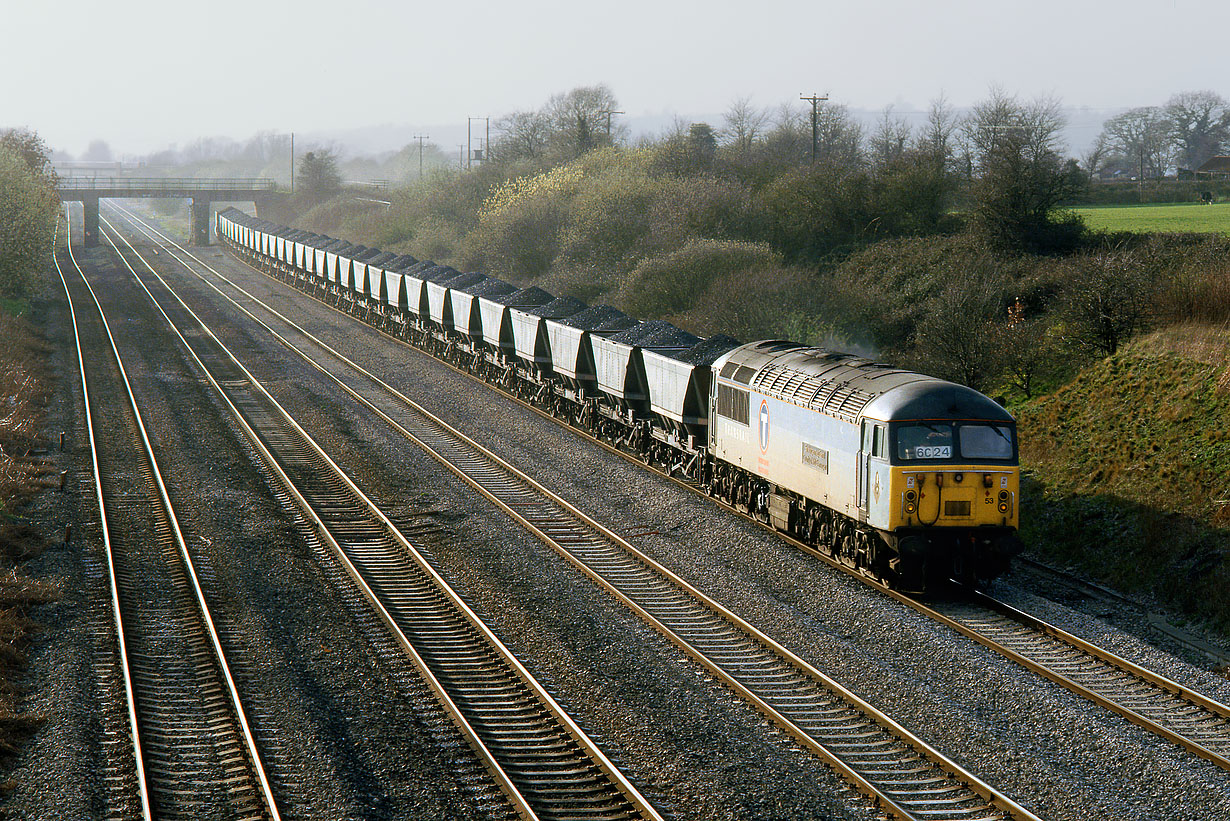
[58,177,276,246]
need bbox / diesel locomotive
[215,208,1022,592]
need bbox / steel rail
[200,205,1230,775]
[110,205,1043,821]
[101,210,664,821]
[61,210,281,819]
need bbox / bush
[556,165,659,274]
[1142,234,1230,324]
[470,190,570,282]
[759,163,879,263]
[0,147,58,299]
[1058,251,1153,356]
[903,265,1012,391]
[677,264,838,344]
[644,176,763,252]
[1076,180,1230,206]
[618,239,781,317]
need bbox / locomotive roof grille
[747,361,883,423]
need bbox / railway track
[108,205,1043,821]
[176,202,1230,778]
[926,591,1230,770]
[56,215,280,820]
[1013,555,1230,674]
[98,211,663,821]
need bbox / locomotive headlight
[906,489,917,502]
[905,503,916,514]
[999,502,1009,512]
[998,490,1009,502]
[982,473,994,488]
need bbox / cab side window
[872,425,885,458]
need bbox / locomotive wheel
[823,523,837,557]
[837,534,857,568]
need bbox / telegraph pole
[290,132,294,193]
[413,134,429,179]
[1139,145,1145,203]
[800,93,829,163]
[600,109,625,141]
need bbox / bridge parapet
[58,177,277,198]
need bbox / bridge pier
[190,197,212,246]
[83,196,100,247]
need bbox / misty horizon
[7,0,1225,163]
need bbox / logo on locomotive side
[759,400,770,452]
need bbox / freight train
[215,208,1022,592]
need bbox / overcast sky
[5,0,1225,158]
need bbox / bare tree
[1101,107,1173,178]
[547,84,624,159]
[961,89,1075,250]
[962,86,1021,161]
[997,298,1055,398]
[1081,132,1110,179]
[1061,251,1153,356]
[812,102,864,167]
[964,88,1065,169]
[720,96,769,154]
[1164,90,1230,170]
[493,109,552,161]
[870,105,911,170]
[917,93,958,172]
[911,266,1007,391]
[82,139,113,162]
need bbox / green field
[1070,201,1230,234]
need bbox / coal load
[608,319,700,350]
[560,305,638,333]
[527,295,588,319]
[676,334,741,365]
[463,277,516,296]
[490,286,553,307]
[440,271,485,289]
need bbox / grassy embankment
[0,304,59,777]
[1016,326,1230,633]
